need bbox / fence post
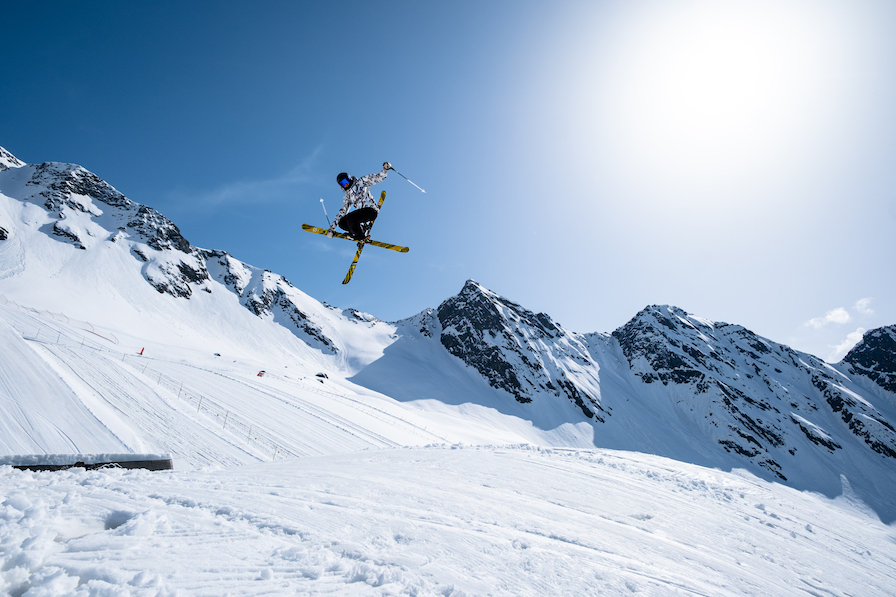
[223,412,229,429]
[157,373,162,385]
[197,397,203,412]
[177,382,183,398]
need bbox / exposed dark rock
[608,303,896,483]
[127,205,191,253]
[843,326,896,394]
[177,261,209,285]
[0,146,26,170]
[278,297,336,353]
[243,273,337,354]
[27,162,130,213]
[436,280,603,419]
[51,222,85,249]
[812,374,896,459]
[612,306,711,385]
[790,415,842,452]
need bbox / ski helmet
[337,172,353,189]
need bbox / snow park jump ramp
[0,453,173,472]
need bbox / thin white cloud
[828,328,866,363]
[171,147,323,207]
[855,297,874,315]
[805,307,850,329]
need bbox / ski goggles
[338,176,352,189]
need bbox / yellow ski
[301,225,408,253]
[303,191,403,284]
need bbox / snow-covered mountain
[3,146,896,595]
[1,146,895,523]
[355,287,896,521]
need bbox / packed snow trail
[0,303,521,469]
[0,316,130,455]
[2,446,895,597]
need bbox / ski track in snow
[1,299,895,596]
[2,446,895,596]
[0,305,451,468]
[153,362,404,451]
[45,343,261,467]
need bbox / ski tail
[301,224,409,253]
[343,242,364,284]
[341,190,386,284]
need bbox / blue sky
[2,0,894,361]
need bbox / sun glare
[597,0,852,195]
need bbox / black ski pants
[338,207,378,240]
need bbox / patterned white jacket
[330,167,389,231]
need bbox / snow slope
[351,284,896,522]
[0,302,530,469]
[2,146,896,595]
[3,445,895,596]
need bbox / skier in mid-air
[328,162,391,241]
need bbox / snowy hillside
[3,446,895,596]
[2,145,895,513]
[0,146,581,467]
[603,305,896,519]
[353,284,896,522]
[2,146,896,595]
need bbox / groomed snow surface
[2,292,896,596]
[4,446,895,597]
[1,317,895,597]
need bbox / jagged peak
[457,279,496,300]
[629,304,716,332]
[440,280,561,337]
[0,146,26,170]
[19,158,193,255]
[448,280,515,312]
[29,160,133,210]
[842,325,896,393]
[847,325,896,358]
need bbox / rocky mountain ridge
[424,280,606,420]
[842,325,896,394]
[610,305,896,472]
[0,148,341,353]
[412,289,896,519]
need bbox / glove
[383,162,392,170]
[327,230,334,238]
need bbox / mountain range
[1,145,894,523]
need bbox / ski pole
[319,198,331,226]
[390,167,426,193]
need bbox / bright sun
[598,0,850,193]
